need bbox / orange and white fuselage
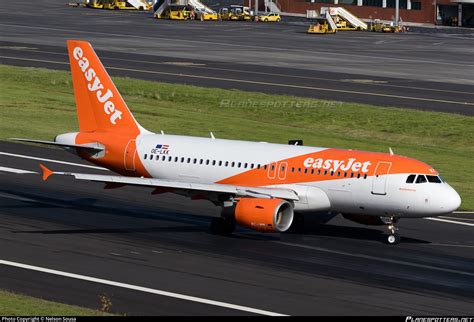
[19,40,461,244]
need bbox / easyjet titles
[304,157,371,173]
[73,47,122,125]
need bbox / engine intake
[234,198,294,233]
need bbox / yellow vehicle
[370,19,401,32]
[218,6,251,21]
[307,18,336,34]
[196,11,219,21]
[158,5,191,20]
[88,0,150,10]
[257,12,281,22]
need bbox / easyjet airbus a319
[13,40,461,245]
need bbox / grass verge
[0,289,111,315]
[0,64,472,209]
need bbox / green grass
[0,64,472,209]
[0,289,111,315]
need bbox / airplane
[12,40,462,245]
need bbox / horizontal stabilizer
[10,138,104,152]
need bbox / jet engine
[342,213,385,226]
[234,198,294,233]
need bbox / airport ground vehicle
[320,7,367,31]
[370,19,403,32]
[307,17,337,34]
[17,40,461,245]
[88,0,150,10]
[258,12,281,22]
[220,5,253,21]
[158,4,192,20]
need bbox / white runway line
[0,152,108,171]
[0,166,37,174]
[0,260,287,316]
[425,217,474,227]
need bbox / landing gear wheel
[387,233,400,245]
[210,217,235,235]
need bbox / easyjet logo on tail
[304,157,371,173]
[73,47,122,125]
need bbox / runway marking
[0,192,38,203]
[1,56,472,107]
[0,166,37,174]
[424,217,474,227]
[3,49,474,96]
[439,216,474,221]
[0,259,287,316]
[0,152,108,171]
[1,23,473,68]
[276,242,474,277]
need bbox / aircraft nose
[441,186,461,213]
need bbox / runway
[0,0,473,115]
[0,141,473,315]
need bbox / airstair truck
[154,0,218,20]
[320,7,367,30]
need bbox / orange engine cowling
[234,198,294,233]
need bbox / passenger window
[181,157,185,163]
[187,158,191,163]
[426,175,442,183]
[271,165,275,171]
[324,170,328,175]
[282,165,285,171]
[212,160,216,166]
[200,159,203,164]
[406,174,416,184]
[264,165,267,170]
[317,169,321,175]
[304,168,308,174]
[350,173,354,178]
[168,156,172,162]
[144,154,147,159]
[363,174,367,179]
[244,163,248,168]
[415,175,427,184]
[162,156,166,161]
[193,158,197,164]
[344,172,347,177]
[231,161,235,167]
[250,163,254,169]
[357,173,361,178]
[330,171,334,176]
[174,157,178,162]
[257,164,261,169]
[206,159,210,165]
[337,171,341,177]
[225,161,229,167]
[238,162,242,168]
[291,167,295,173]
[298,168,301,173]
[311,169,314,174]
[219,161,222,166]
[156,155,160,161]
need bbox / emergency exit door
[371,162,391,195]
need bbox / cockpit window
[415,175,427,184]
[426,175,442,183]
[406,174,416,184]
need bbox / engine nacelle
[234,198,294,233]
[342,213,385,226]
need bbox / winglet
[39,164,53,181]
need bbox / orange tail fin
[67,40,142,135]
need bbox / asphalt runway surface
[0,0,473,115]
[0,141,473,315]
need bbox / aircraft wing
[39,164,299,201]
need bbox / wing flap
[44,168,299,201]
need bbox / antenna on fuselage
[389,147,394,156]
[210,132,215,139]
[161,130,164,135]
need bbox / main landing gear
[381,216,400,245]
[210,205,236,235]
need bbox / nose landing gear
[382,216,400,245]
